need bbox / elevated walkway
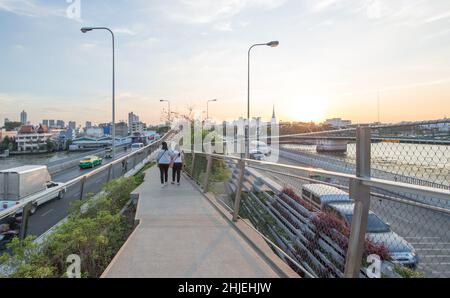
[102,166,297,278]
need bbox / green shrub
[0,162,154,278]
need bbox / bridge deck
[102,166,296,278]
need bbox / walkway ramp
[102,166,297,278]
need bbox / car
[323,201,418,268]
[250,141,271,156]
[131,143,145,152]
[249,149,266,161]
[79,156,103,169]
[301,183,351,209]
[0,233,16,251]
[104,148,113,159]
[0,166,66,215]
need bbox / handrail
[183,150,450,202]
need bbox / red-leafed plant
[311,211,391,261]
[281,187,315,211]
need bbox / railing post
[344,126,372,278]
[233,157,246,222]
[191,152,196,176]
[203,154,213,192]
[107,163,113,182]
[79,176,87,200]
[19,202,32,240]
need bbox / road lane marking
[411,242,450,245]
[405,237,440,239]
[41,209,54,217]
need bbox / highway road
[26,148,135,237]
[250,155,450,278]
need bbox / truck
[0,165,66,215]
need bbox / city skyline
[1,0,450,125]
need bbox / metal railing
[182,127,450,278]
[0,131,174,242]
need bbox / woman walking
[171,146,184,185]
[155,141,173,187]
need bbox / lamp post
[246,41,279,157]
[160,100,171,124]
[81,27,116,159]
[207,99,218,120]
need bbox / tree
[46,139,55,152]
[3,121,22,131]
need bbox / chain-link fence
[182,125,450,278]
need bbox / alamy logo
[366,254,381,278]
[66,254,81,278]
[66,0,81,21]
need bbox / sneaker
[171,181,175,185]
[177,182,180,186]
[161,184,165,188]
[164,182,168,187]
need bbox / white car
[250,141,271,156]
[250,149,266,161]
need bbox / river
[0,151,91,171]
[281,142,450,187]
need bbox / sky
[1,0,450,126]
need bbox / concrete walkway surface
[102,166,297,278]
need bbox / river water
[0,151,90,171]
[281,142,450,187]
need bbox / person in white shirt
[171,146,184,185]
[155,142,174,187]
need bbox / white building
[325,118,352,128]
[130,121,145,134]
[85,127,104,138]
[16,125,52,152]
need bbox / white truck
[0,165,66,215]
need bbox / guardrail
[182,127,450,278]
[0,131,174,241]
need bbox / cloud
[158,0,285,24]
[113,28,138,36]
[424,11,450,24]
[213,22,233,31]
[0,0,64,17]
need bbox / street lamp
[246,41,279,157]
[207,99,218,120]
[160,100,171,124]
[81,26,116,159]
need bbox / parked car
[79,156,103,169]
[324,201,418,268]
[250,149,266,161]
[301,183,351,209]
[0,166,66,215]
[250,141,271,156]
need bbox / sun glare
[287,96,327,122]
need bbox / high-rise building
[68,121,76,130]
[4,118,10,126]
[85,121,92,129]
[56,120,65,128]
[128,112,140,126]
[43,120,49,126]
[115,121,129,137]
[20,110,27,125]
[49,120,55,127]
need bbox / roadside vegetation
[0,162,154,278]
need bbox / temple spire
[272,105,276,120]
